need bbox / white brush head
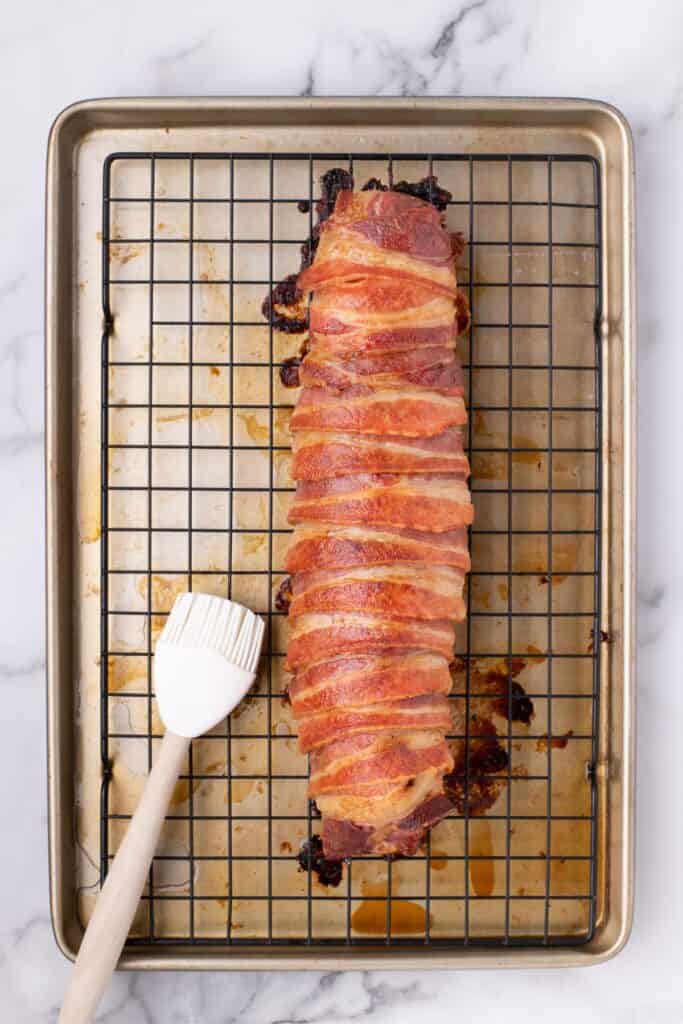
[154,593,265,738]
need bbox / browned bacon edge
[322,793,455,858]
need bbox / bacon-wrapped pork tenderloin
[284,188,472,857]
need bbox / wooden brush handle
[59,730,191,1024]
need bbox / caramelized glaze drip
[391,175,452,212]
[351,882,432,936]
[275,576,293,613]
[279,357,302,389]
[261,273,308,334]
[469,820,495,896]
[297,834,343,887]
[443,721,509,817]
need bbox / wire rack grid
[99,150,602,949]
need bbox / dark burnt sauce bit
[361,173,452,212]
[262,170,353,338]
[470,737,509,775]
[454,654,535,727]
[489,674,534,726]
[361,177,388,192]
[265,168,455,344]
[261,274,308,335]
[504,681,534,725]
[279,357,301,389]
[455,290,470,335]
[443,716,509,817]
[298,834,343,887]
[443,734,509,817]
[317,167,355,223]
[275,576,293,613]
[392,175,452,212]
[279,337,309,389]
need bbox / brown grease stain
[107,657,146,693]
[110,245,141,266]
[512,451,544,468]
[243,534,267,556]
[169,777,201,807]
[496,583,509,603]
[526,643,546,664]
[137,574,186,641]
[513,538,578,575]
[513,434,542,449]
[539,574,568,587]
[210,366,221,377]
[351,882,432,936]
[472,452,506,480]
[155,407,215,425]
[79,427,101,542]
[536,729,574,753]
[469,820,495,897]
[231,780,256,804]
[429,849,449,871]
[237,412,269,444]
[470,578,491,609]
[474,449,544,479]
[274,408,291,442]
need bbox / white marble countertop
[1,0,681,1020]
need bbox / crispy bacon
[289,653,452,716]
[284,525,470,573]
[310,731,453,794]
[283,185,473,857]
[285,613,456,670]
[290,385,466,437]
[298,694,453,752]
[289,473,473,532]
[289,564,465,621]
[292,427,468,480]
[300,346,464,393]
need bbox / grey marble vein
[430,0,488,59]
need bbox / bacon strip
[292,427,468,480]
[283,185,472,858]
[299,695,453,752]
[291,385,466,438]
[289,564,465,621]
[286,613,456,671]
[284,525,470,573]
[289,653,452,716]
[289,473,473,532]
[299,191,457,297]
[300,346,464,393]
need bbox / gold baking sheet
[46,99,635,969]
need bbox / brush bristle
[159,593,265,675]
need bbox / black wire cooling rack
[99,151,602,948]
